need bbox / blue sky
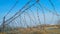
[0,0,60,26]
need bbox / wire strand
[5,0,19,17]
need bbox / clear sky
[0,0,60,26]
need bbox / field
[0,25,60,34]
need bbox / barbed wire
[49,1,60,14]
[5,0,19,17]
[5,0,32,24]
[5,0,37,25]
[37,3,46,25]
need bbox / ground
[0,25,60,34]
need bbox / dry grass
[0,26,60,34]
